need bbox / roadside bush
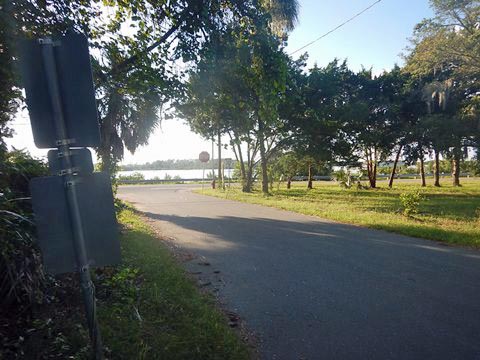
[118,172,145,181]
[0,150,50,355]
[0,150,48,307]
[173,175,184,184]
[333,169,363,189]
[399,190,425,216]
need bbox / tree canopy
[2,0,479,190]
[1,0,300,173]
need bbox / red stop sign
[199,151,210,163]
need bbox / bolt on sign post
[19,32,120,360]
[199,151,210,192]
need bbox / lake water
[118,169,234,180]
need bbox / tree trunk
[258,119,269,195]
[98,147,117,194]
[370,162,377,188]
[99,149,113,173]
[287,177,291,189]
[388,145,402,188]
[221,160,225,190]
[217,130,222,188]
[259,144,269,194]
[452,148,461,186]
[99,91,120,177]
[367,165,377,188]
[419,156,426,187]
[235,142,249,191]
[307,163,313,189]
[244,164,254,192]
[243,141,255,193]
[366,149,377,189]
[434,150,441,187]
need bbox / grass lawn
[198,178,480,248]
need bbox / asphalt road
[118,184,480,360]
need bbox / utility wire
[289,0,384,55]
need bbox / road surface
[118,184,480,360]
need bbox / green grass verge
[196,178,480,248]
[18,206,248,359]
[96,207,249,359]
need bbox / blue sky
[286,0,433,72]
[8,0,434,164]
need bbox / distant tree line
[120,158,238,171]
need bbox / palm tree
[262,0,300,35]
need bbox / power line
[289,0,384,55]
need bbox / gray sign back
[19,32,100,148]
[47,148,95,175]
[30,172,120,274]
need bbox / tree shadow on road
[139,211,478,263]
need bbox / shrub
[118,172,145,181]
[173,175,183,184]
[333,169,362,189]
[399,190,425,216]
[1,150,49,306]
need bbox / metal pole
[211,139,215,189]
[221,160,225,190]
[40,38,103,360]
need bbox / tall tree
[406,0,480,84]
[178,0,297,194]
[375,66,411,188]
[343,69,401,188]
[406,0,480,185]
[246,24,288,194]
[270,152,303,189]
[283,59,355,189]
[4,0,296,174]
[0,0,99,158]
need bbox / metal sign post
[199,151,210,193]
[20,32,119,359]
[40,37,103,359]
